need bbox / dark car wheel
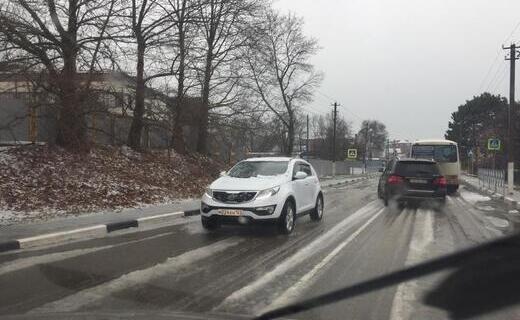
[201,216,220,230]
[383,191,389,206]
[278,200,296,234]
[447,185,458,195]
[310,193,324,221]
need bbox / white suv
[200,157,323,234]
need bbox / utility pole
[503,43,520,194]
[386,139,390,161]
[364,122,369,173]
[332,102,339,176]
[306,114,309,159]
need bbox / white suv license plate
[410,179,428,184]
[219,209,242,216]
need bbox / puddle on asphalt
[485,216,510,228]
[457,186,520,232]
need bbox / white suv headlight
[255,186,280,200]
[205,187,213,198]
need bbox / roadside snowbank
[0,145,221,224]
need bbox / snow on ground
[476,205,495,212]
[0,210,44,225]
[485,216,510,228]
[0,145,223,224]
[459,189,491,204]
[0,211,17,224]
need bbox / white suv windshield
[228,161,289,178]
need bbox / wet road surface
[1,178,520,319]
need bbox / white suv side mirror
[293,171,308,180]
[220,171,228,177]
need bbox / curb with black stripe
[0,209,201,253]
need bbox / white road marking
[136,211,184,224]
[18,225,107,249]
[0,232,174,276]
[263,207,384,312]
[30,238,242,313]
[389,209,434,320]
[216,200,383,312]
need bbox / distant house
[0,71,202,150]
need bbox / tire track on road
[30,238,244,313]
[215,200,384,315]
[263,207,385,314]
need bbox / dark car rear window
[394,161,439,177]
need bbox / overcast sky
[273,0,520,141]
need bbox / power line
[485,63,508,93]
[505,21,520,44]
[339,105,363,122]
[305,103,329,114]
[313,91,335,105]
[479,20,520,92]
[314,90,414,140]
[491,67,508,93]
[314,89,367,123]
[315,89,336,102]
[301,106,324,116]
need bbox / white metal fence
[478,168,506,194]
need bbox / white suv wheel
[310,194,324,221]
[278,200,296,234]
[286,206,294,231]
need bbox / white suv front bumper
[200,192,285,221]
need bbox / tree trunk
[197,49,212,154]
[127,39,146,150]
[285,112,295,156]
[172,24,186,154]
[55,94,88,151]
[55,46,88,151]
[286,123,294,156]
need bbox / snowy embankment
[0,145,221,224]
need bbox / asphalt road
[1,178,520,320]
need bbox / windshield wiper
[255,232,520,320]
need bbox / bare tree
[245,10,322,155]
[192,0,259,154]
[307,114,352,160]
[162,0,201,154]
[356,120,388,158]
[126,0,176,150]
[0,0,119,151]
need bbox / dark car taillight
[387,175,404,185]
[433,176,447,188]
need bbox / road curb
[0,209,200,253]
[461,178,520,211]
[1,175,381,253]
[322,174,377,188]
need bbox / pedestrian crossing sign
[487,138,501,151]
[347,149,357,159]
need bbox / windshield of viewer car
[411,145,458,163]
[228,161,289,178]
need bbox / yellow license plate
[219,209,242,216]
